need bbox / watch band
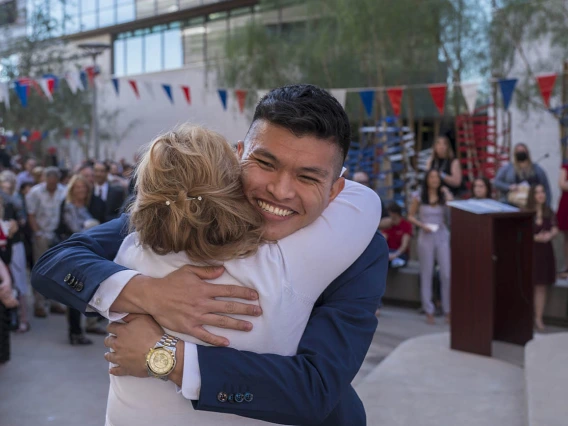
[148,333,179,381]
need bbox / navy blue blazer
[32,215,388,425]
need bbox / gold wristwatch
[146,333,179,381]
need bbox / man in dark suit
[32,85,388,425]
[93,162,126,223]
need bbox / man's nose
[267,172,295,201]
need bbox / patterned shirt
[26,183,66,238]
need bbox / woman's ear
[237,141,245,160]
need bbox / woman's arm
[494,164,513,192]
[63,204,83,234]
[391,233,411,258]
[407,196,429,232]
[272,180,382,299]
[559,168,568,192]
[426,156,433,171]
[441,158,462,188]
[536,165,552,206]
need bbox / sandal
[16,322,31,333]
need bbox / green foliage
[0,5,91,137]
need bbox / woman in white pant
[408,169,452,324]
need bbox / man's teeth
[257,200,294,217]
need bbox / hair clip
[165,196,202,206]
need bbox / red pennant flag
[536,74,557,108]
[428,84,447,115]
[181,86,191,105]
[47,78,55,94]
[128,80,140,99]
[63,128,71,139]
[386,87,404,116]
[18,77,43,97]
[30,130,42,142]
[85,66,96,87]
[235,89,247,113]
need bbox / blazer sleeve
[31,214,131,312]
[192,233,389,425]
[493,164,512,192]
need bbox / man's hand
[113,265,262,347]
[8,220,18,238]
[105,314,167,378]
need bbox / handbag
[507,185,530,208]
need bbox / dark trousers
[68,308,83,336]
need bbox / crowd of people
[0,156,134,361]
[370,137,563,331]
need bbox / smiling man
[31,84,388,425]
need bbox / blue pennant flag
[498,79,517,111]
[111,78,119,95]
[218,89,227,110]
[359,90,375,117]
[80,71,88,90]
[162,84,173,104]
[14,81,28,108]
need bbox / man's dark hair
[252,84,351,162]
[387,202,402,216]
[94,161,110,172]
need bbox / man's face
[45,176,58,192]
[26,159,36,172]
[238,121,345,241]
[94,163,108,185]
[80,167,95,186]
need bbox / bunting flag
[386,87,404,116]
[85,66,97,87]
[162,84,173,104]
[536,74,557,108]
[38,78,54,102]
[111,78,119,95]
[428,84,447,115]
[218,89,228,110]
[181,86,191,105]
[0,82,10,110]
[42,74,59,91]
[498,78,517,111]
[460,82,479,115]
[144,81,155,99]
[128,80,140,99]
[14,80,29,107]
[65,71,84,94]
[235,89,247,113]
[359,90,375,117]
[330,89,347,108]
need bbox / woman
[61,175,99,345]
[426,135,463,196]
[105,124,381,426]
[471,177,492,200]
[408,169,453,324]
[527,184,558,331]
[0,171,30,332]
[556,163,568,278]
[494,143,551,206]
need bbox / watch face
[148,348,174,375]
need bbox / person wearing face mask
[494,143,551,207]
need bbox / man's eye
[257,159,273,168]
[300,175,318,183]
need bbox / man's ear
[329,177,345,203]
[237,141,245,160]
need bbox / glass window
[206,14,228,63]
[113,38,125,76]
[81,12,97,31]
[116,0,135,23]
[126,35,143,75]
[99,0,116,27]
[183,23,205,65]
[179,0,201,10]
[163,27,182,70]
[63,0,80,34]
[136,0,155,19]
[49,0,65,35]
[144,32,162,73]
[156,0,178,14]
[80,0,96,13]
[229,8,252,33]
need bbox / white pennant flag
[330,89,347,108]
[256,90,269,100]
[143,81,155,99]
[74,71,85,91]
[460,82,479,115]
[38,78,54,102]
[0,82,10,110]
[65,72,78,94]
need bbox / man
[16,157,36,191]
[78,164,106,225]
[352,170,392,230]
[93,162,126,223]
[382,202,412,268]
[32,85,388,425]
[26,167,67,317]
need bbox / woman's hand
[441,186,453,202]
[509,184,518,192]
[421,225,433,234]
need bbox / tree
[0,4,91,157]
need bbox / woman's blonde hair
[129,124,264,263]
[66,174,92,206]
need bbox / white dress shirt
[94,181,381,426]
[94,181,109,202]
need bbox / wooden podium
[449,200,534,357]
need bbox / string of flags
[0,70,563,117]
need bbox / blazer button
[76,282,84,292]
[234,393,244,403]
[64,274,71,282]
[217,392,228,403]
[244,392,253,403]
[69,277,76,286]
[227,394,235,403]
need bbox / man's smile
[255,198,296,219]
